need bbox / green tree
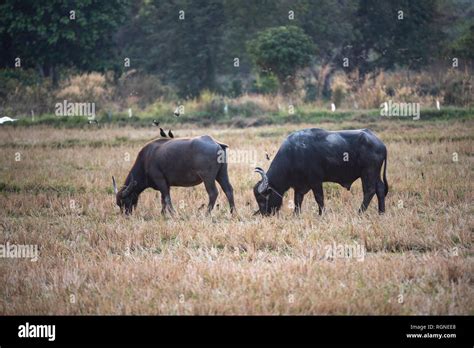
[350,0,444,73]
[280,0,358,63]
[0,0,129,85]
[248,25,315,94]
[123,0,225,98]
[218,0,281,76]
[451,25,474,60]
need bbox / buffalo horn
[112,176,118,195]
[254,167,269,193]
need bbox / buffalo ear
[121,175,137,198]
[268,186,283,199]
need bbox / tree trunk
[51,66,59,87]
[36,64,45,78]
[280,75,296,96]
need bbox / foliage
[113,72,177,109]
[0,0,473,102]
[0,0,129,83]
[0,69,54,115]
[350,0,444,73]
[248,26,315,93]
[250,73,279,95]
[451,25,474,60]
[120,0,226,98]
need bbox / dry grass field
[0,118,473,314]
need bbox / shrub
[442,69,472,107]
[304,84,318,102]
[352,72,388,109]
[324,67,473,109]
[0,69,53,117]
[55,72,110,109]
[250,73,279,95]
[230,79,243,97]
[113,71,176,109]
[331,73,351,107]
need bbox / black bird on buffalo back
[168,129,174,138]
[160,128,167,138]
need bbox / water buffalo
[253,128,388,215]
[112,135,235,215]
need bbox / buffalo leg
[149,172,174,216]
[375,179,385,214]
[294,190,305,215]
[312,183,324,215]
[359,174,376,213]
[159,187,175,215]
[216,165,235,213]
[203,180,219,214]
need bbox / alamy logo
[380,100,420,120]
[0,242,38,262]
[217,149,257,166]
[55,100,95,119]
[324,242,365,262]
[18,322,55,341]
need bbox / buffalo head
[253,167,282,216]
[112,175,138,215]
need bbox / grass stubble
[0,119,472,314]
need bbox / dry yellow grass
[0,119,473,314]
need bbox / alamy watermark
[217,149,258,167]
[0,242,39,262]
[324,242,365,262]
[380,100,420,120]
[18,322,55,341]
[55,100,96,120]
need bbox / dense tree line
[1,0,472,97]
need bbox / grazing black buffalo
[253,128,388,215]
[113,135,235,215]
